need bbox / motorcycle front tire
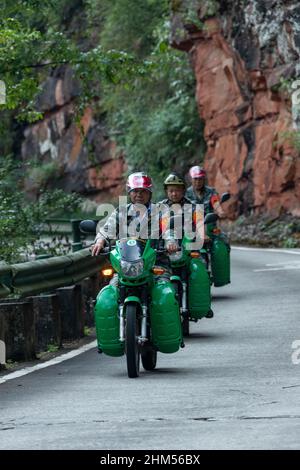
[125,304,140,378]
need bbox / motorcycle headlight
[121,259,144,278]
[169,250,183,262]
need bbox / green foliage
[278,130,300,152]
[0,0,206,254]
[4,359,18,369]
[25,161,62,192]
[47,344,59,353]
[84,326,91,336]
[92,0,169,56]
[0,0,150,120]
[171,0,219,27]
[96,3,206,193]
[0,158,82,263]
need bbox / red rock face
[171,1,300,218]
[22,66,125,201]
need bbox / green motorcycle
[80,221,182,378]
[204,192,231,288]
[169,212,218,336]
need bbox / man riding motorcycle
[159,173,192,208]
[90,172,183,376]
[92,172,178,257]
[159,173,214,325]
[186,166,225,218]
[186,166,231,288]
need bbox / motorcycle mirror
[220,192,230,204]
[204,213,218,224]
[79,219,97,234]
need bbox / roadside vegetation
[0,0,205,261]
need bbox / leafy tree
[96,1,206,194]
[0,0,149,120]
[0,0,206,263]
[0,158,81,263]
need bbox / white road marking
[233,247,300,272]
[2,245,299,383]
[0,340,97,385]
[253,265,300,272]
[232,246,300,256]
[266,261,300,266]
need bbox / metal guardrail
[0,262,11,298]
[42,218,97,252]
[0,249,105,298]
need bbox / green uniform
[186,185,219,215]
[158,196,199,244]
[158,196,194,208]
[95,202,174,270]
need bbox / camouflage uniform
[158,196,203,246]
[158,196,194,209]
[185,185,220,215]
[95,202,174,271]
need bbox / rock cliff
[171,0,300,218]
[22,65,125,202]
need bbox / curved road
[0,247,300,450]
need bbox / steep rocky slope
[171,0,300,218]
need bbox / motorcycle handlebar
[100,245,116,255]
[156,248,181,254]
[89,245,115,256]
[90,242,180,256]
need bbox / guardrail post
[71,219,83,252]
[57,285,84,341]
[0,261,12,298]
[0,299,35,361]
[81,274,100,327]
[32,294,62,353]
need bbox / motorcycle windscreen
[118,239,146,261]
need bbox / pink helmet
[189,166,206,179]
[126,172,153,193]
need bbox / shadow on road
[185,332,226,342]
[212,294,238,302]
[142,368,190,375]
[111,367,192,378]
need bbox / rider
[160,173,213,319]
[92,171,178,260]
[159,173,192,208]
[186,166,226,218]
[159,173,201,241]
[91,172,183,356]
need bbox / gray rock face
[22,65,125,200]
[35,67,80,113]
[230,1,300,68]
[171,0,300,218]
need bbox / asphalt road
[0,247,300,450]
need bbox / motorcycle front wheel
[125,304,140,378]
[141,347,157,371]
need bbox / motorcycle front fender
[188,257,211,319]
[94,284,124,357]
[123,296,142,307]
